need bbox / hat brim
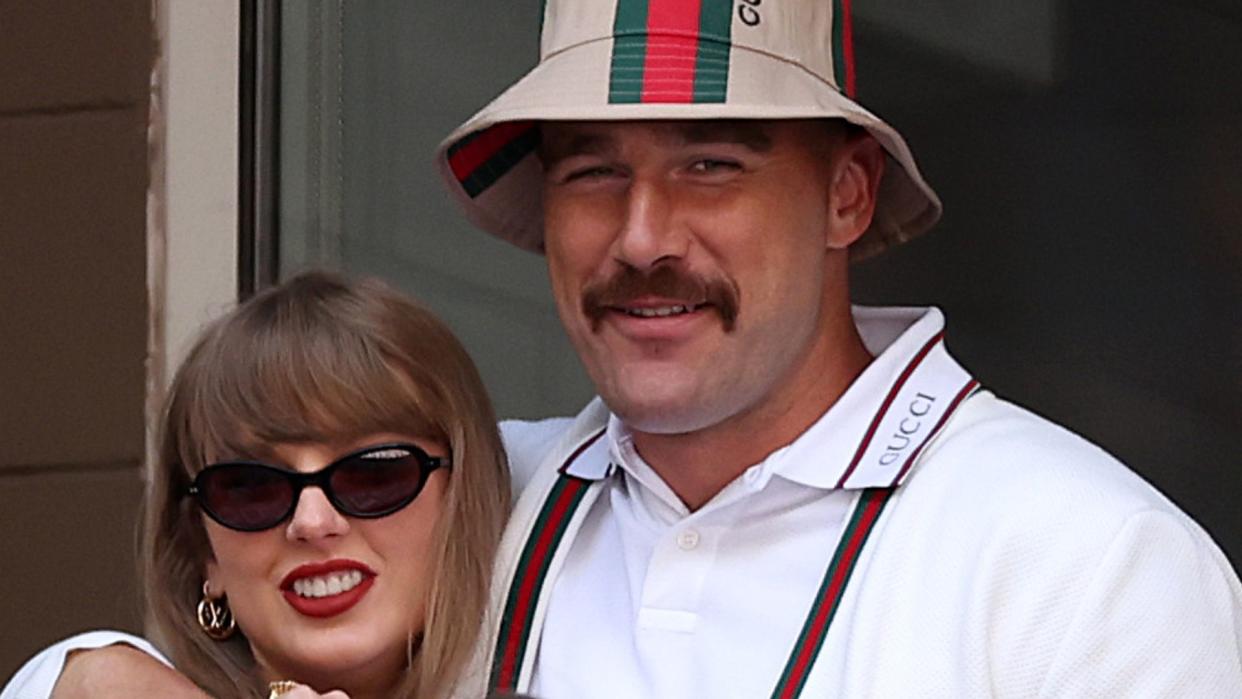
[436,37,942,260]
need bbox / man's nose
[285,486,350,542]
[611,177,687,270]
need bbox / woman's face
[202,432,448,693]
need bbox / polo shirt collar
[565,306,975,491]
[768,306,974,489]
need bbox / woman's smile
[280,559,377,618]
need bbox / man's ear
[825,133,885,250]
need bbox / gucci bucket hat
[436,0,942,260]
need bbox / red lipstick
[280,559,376,618]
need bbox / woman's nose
[285,486,350,542]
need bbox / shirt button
[676,529,701,551]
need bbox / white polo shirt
[488,306,1242,698]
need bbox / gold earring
[196,581,236,640]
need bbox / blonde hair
[142,271,510,698]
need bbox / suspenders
[490,476,896,698]
[771,487,893,699]
[489,332,978,696]
[490,472,597,690]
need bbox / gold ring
[268,680,299,698]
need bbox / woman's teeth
[625,304,694,318]
[291,570,365,598]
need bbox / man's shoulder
[923,391,1159,493]
[855,392,1242,697]
[901,390,1209,548]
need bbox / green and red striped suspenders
[490,442,600,690]
[488,470,895,697]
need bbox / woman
[59,271,507,698]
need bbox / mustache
[581,265,740,331]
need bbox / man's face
[540,119,847,435]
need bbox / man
[11,1,1240,697]
[435,2,1241,697]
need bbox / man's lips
[598,299,717,342]
[580,265,739,331]
[608,299,709,319]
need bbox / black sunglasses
[186,443,450,532]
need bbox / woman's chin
[256,634,408,693]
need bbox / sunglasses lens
[199,464,294,530]
[330,447,427,516]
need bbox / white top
[492,307,1242,698]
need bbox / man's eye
[688,159,740,174]
[564,166,617,182]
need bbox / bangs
[172,286,445,471]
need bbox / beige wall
[0,1,153,679]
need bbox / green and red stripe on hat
[608,0,733,104]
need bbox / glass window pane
[278,0,593,419]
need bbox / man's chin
[603,395,721,437]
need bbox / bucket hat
[436,0,942,260]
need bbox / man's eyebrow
[536,120,775,167]
[676,121,773,152]
[537,131,614,167]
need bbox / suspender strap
[770,487,895,699]
[489,427,608,692]
[490,473,593,691]
[490,473,592,690]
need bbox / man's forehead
[538,119,779,154]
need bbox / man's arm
[2,631,200,699]
[50,645,207,699]
[1039,509,1242,697]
